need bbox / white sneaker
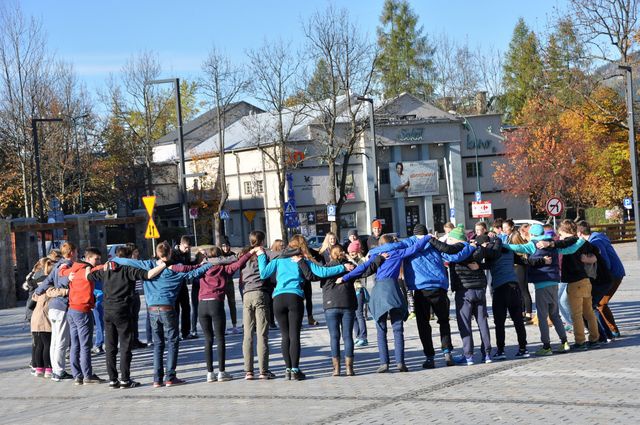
[217,371,232,382]
[207,372,216,383]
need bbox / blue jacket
[258,253,345,298]
[370,236,475,291]
[111,258,211,306]
[489,234,518,290]
[589,232,625,279]
[35,259,72,311]
[342,236,431,282]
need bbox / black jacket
[450,240,502,291]
[88,263,149,312]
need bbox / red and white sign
[189,208,199,219]
[545,197,564,217]
[472,201,493,218]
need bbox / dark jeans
[68,309,94,379]
[145,306,152,344]
[224,279,237,326]
[190,280,200,335]
[325,308,355,358]
[92,300,104,348]
[131,294,141,341]
[414,288,452,358]
[268,291,276,326]
[492,282,527,351]
[516,265,532,315]
[455,288,491,358]
[104,307,134,382]
[148,308,179,382]
[198,299,226,372]
[375,308,404,365]
[354,289,367,340]
[273,293,304,369]
[303,280,314,319]
[32,331,52,369]
[175,282,191,338]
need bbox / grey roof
[376,92,459,123]
[154,101,264,151]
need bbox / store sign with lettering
[466,135,493,151]
[399,128,424,142]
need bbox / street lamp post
[356,96,380,218]
[32,118,64,256]
[146,78,189,230]
[619,64,640,259]
[68,113,90,213]
[463,117,481,194]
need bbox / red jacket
[172,252,252,302]
[60,262,102,313]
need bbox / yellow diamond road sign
[142,196,156,217]
[145,217,159,239]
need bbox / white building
[152,93,531,246]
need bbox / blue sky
[20,0,566,100]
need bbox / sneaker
[207,372,216,383]
[32,368,44,377]
[291,369,306,380]
[493,351,507,361]
[108,380,120,389]
[564,325,574,332]
[612,331,620,338]
[354,338,368,348]
[422,358,435,369]
[189,333,199,339]
[571,343,587,351]
[91,346,104,355]
[484,355,492,364]
[217,371,232,382]
[153,381,165,388]
[285,368,291,380]
[453,355,474,366]
[376,364,389,373]
[407,312,416,320]
[184,334,198,340]
[74,377,84,386]
[244,371,254,381]
[50,372,65,382]
[259,370,276,380]
[588,341,601,349]
[119,380,140,389]
[166,377,186,387]
[83,374,104,384]
[444,352,454,366]
[556,341,570,353]
[44,368,52,378]
[308,318,319,326]
[535,347,553,356]
[515,348,530,358]
[397,363,409,372]
[132,340,148,350]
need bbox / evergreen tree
[306,58,334,101]
[502,18,544,123]
[376,0,434,100]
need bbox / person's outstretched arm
[257,252,278,280]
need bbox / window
[466,161,483,178]
[243,181,252,195]
[255,180,264,193]
[380,168,390,184]
[243,180,264,195]
[439,164,445,180]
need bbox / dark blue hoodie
[588,232,625,279]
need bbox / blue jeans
[354,289,367,340]
[67,309,94,378]
[92,299,104,348]
[558,283,572,325]
[148,308,179,382]
[325,308,355,358]
[375,308,404,365]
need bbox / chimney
[475,91,487,114]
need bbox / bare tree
[200,46,248,245]
[246,39,306,242]
[303,5,377,234]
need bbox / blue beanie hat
[529,224,544,236]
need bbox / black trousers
[198,299,226,372]
[303,280,314,319]
[492,282,528,350]
[273,293,304,369]
[32,331,52,369]
[413,288,453,358]
[131,294,141,341]
[268,290,276,326]
[175,281,191,338]
[104,307,134,382]
[224,278,237,326]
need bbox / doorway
[433,203,447,233]
[405,205,420,236]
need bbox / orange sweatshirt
[60,262,102,313]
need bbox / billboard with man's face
[389,160,439,198]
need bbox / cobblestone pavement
[1,243,638,424]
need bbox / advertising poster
[389,160,439,198]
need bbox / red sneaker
[165,377,186,387]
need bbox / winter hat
[413,224,428,235]
[529,224,545,237]
[347,240,362,254]
[348,229,358,237]
[448,227,467,242]
[371,220,383,230]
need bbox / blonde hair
[288,234,318,263]
[319,232,337,254]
